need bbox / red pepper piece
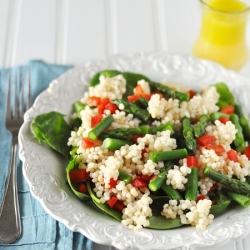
[209,183,217,192]
[98,98,110,114]
[114,200,126,213]
[219,116,230,124]
[220,105,235,115]
[197,135,217,146]
[134,84,144,95]
[131,177,148,188]
[77,183,88,194]
[188,90,196,99]
[81,137,101,149]
[127,95,140,102]
[109,178,118,189]
[69,169,87,183]
[227,149,239,162]
[186,156,198,168]
[140,174,152,182]
[107,196,118,208]
[91,114,103,128]
[206,144,225,154]
[196,194,206,202]
[244,146,250,160]
[88,96,101,106]
[105,102,118,114]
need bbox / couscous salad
[31,70,250,232]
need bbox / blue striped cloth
[0,60,93,250]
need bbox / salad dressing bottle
[193,0,250,70]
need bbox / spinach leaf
[88,69,151,98]
[89,70,121,87]
[66,157,91,201]
[31,111,71,158]
[147,215,182,229]
[86,182,122,221]
[147,196,183,229]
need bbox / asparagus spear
[161,182,183,200]
[73,101,86,117]
[210,111,229,123]
[230,114,246,153]
[182,117,196,153]
[225,190,250,208]
[149,81,190,102]
[148,161,175,191]
[193,114,210,137]
[138,96,149,108]
[185,167,198,200]
[150,148,188,163]
[99,125,148,140]
[118,170,133,184]
[214,82,235,108]
[103,138,132,150]
[88,115,114,140]
[112,99,151,122]
[234,103,250,140]
[148,122,174,135]
[204,166,250,194]
[148,170,167,192]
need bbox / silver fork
[0,70,32,243]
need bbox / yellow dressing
[193,0,249,70]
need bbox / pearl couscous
[65,70,250,232]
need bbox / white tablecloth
[1,1,250,249]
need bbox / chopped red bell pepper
[131,177,148,188]
[220,105,235,115]
[127,84,152,102]
[206,144,225,154]
[81,137,101,149]
[219,116,230,124]
[197,135,217,146]
[69,169,88,183]
[109,178,118,189]
[188,90,196,99]
[186,156,198,168]
[127,94,152,102]
[196,194,206,202]
[88,96,101,106]
[209,183,217,192]
[244,146,250,160]
[140,174,152,182]
[107,196,118,208]
[85,171,92,181]
[98,98,110,114]
[91,114,103,128]
[127,95,140,102]
[105,102,118,114]
[77,183,88,194]
[227,149,239,162]
[114,200,126,213]
[134,84,144,95]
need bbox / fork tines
[6,70,32,119]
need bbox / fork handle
[0,142,21,243]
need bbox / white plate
[19,52,250,250]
